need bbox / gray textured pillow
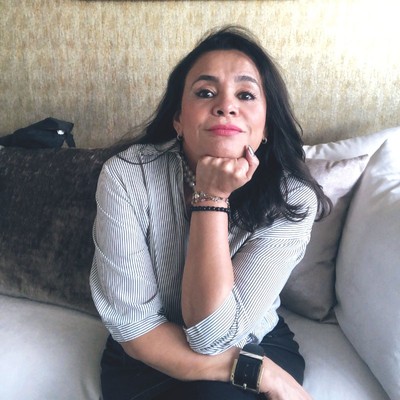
[280,155,368,321]
[0,147,114,316]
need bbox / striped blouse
[90,140,317,355]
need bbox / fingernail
[248,145,255,156]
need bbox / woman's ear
[173,112,182,135]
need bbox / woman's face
[174,50,267,168]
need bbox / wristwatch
[230,343,264,393]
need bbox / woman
[90,26,330,400]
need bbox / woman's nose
[212,95,238,117]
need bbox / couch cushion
[0,295,108,400]
[335,135,400,400]
[281,155,368,321]
[279,307,390,400]
[0,147,114,315]
[304,126,400,161]
[281,127,400,322]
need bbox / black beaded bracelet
[190,205,230,214]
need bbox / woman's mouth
[208,124,243,136]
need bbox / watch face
[243,361,260,381]
[234,355,261,388]
[231,345,264,393]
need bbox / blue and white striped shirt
[90,141,317,355]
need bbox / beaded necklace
[180,153,196,191]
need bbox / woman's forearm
[120,322,311,399]
[181,150,258,328]
[120,321,238,381]
[181,208,234,328]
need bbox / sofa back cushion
[281,155,368,321]
[303,126,399,161]
[281,127,400,322]
[335,135,400,400]
[0,147,114,316]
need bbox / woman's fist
[194,146,259,198]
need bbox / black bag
[0,117,75,149]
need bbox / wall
[1,0,399,147]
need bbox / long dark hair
[118,26,331,231]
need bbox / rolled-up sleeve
[184,180,318,354]
[90,161,167,342]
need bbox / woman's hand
[261,357,313,400]
[194,145,259,198]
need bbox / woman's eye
[238,91,256,101]
[195,89,214,98]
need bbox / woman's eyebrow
[235,74,260,88]
[191,74,261,89]
[235,75,263,92]
[191,75,218,87]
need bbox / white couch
[0,127,399,400]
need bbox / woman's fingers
[195,147,260,196]
[245,145,260,180]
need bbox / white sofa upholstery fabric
[335,136,400,400]
[279,308,390,400]
[0,296,108,400]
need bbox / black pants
[101,316,304,400]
